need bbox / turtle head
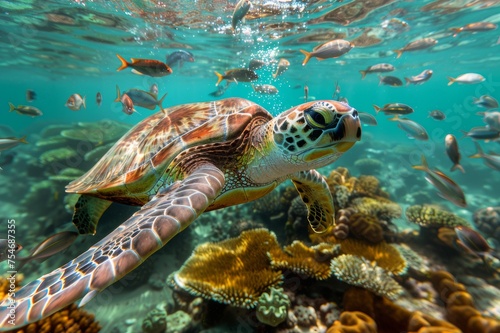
[273,100,361,166]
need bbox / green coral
[330,254,403,300]
[256,287,290,327]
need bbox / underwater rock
[84,142,114,163]
[166,311,192,333]
[39,147,78,165]
[48,167,85,183]
[61,119,130,144]
[256,287,290,327]
[227,219,265,238]
[330,254,403,300]
[285,196,310,244]
[142,305,167,333]
[474,206,500,241]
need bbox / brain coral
[256,287,290,327]
[330,254,403,300]
[169,228,283,308]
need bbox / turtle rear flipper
[291,170,334,233]
[72,195,112,235]
[0,164,225,330]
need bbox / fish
[461,126,500,141]
[455,226,492,257]
[469,142,500,171]
[116,86,167,110]
[304,85,309,101]
[214,68,258,86]
[300,39,354,66]
[25,89,36,102]
[473,95,498,109]
[358,112,378,126]
[359,63,395,79]
[0,239,22,263]
[445,134,464,173]
[393,37,437,58]
[209,83,230,97]
[0,136,28,152]
[447,73,485,85]
[8,103,43,117]
[114,88,137,115]
[333,81,340,99]
[232,0,252,29]
[272,58,290,78]
[381,18,409,31]
[15,231,79,271]
[248,59,266,71]
[150,83,159,96]
[405,69,433,85]
[378,75,403,86]
[477,111,500,131]
[428,110,446,120]
[251,84,278,94]
[166,50,195,68]
[412,155,467,207]
[116,54,173,77]
[451,22,497,37]
[389,115,429,141]
[373,103,414,115]
[96,92,102,107]
[65,93,86,111]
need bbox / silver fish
[473,95,498,109]
[65,93,86,111]
[232,0,252,29]
[252,84,278,95]
[359,63,395,79]
[373,103,413,115]
[300,39,354,66]
[477,111,500,131]
[462,126,500,141]
[0,136,28,152]
[393,38,437,58]
[428,110,446,120]
[116,86,166,110]
[358,112,378,126]
[96,92,102,107]
[452,22,497,37]
[272,58,290,78]
[469,142,500,171]
[390,115,429,140]
[445,134,464,173]
[150,83,159,96]
[412,155,467,207]
[0,239,22,263]
[405,69,433,85]
[16,231,79,271]
[448,73,485,85]
[8,103,43,117]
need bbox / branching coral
[256,287,290,327]
[405,205,470,228]
[330,254,403,300]
[339,239,407,276]
[269,241,337,280]
[169,228,283,308]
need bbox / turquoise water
[1,0,500,332]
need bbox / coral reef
[142,305,167,333]
[268,241,337,280]
[353,157,383,175]
[168,228,283,308]
[327,311,377,333]
[256,287,290,327]
[339,239,408,275]
[430,270,500,333]
[474,206,500,243]
[342,212,384,244]
[330,254,403,299]
[405,205,470,228]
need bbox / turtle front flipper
[0,165,225,331]
[291,170,334,233]
[72,195,112,235]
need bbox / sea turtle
[0,98,360,329]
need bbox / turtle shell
[66,98,272,202]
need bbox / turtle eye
[305,103,336,129]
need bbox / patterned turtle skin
[0,98,360,330]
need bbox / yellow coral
[169,228,283,308]
[339,239,407,275]
[268,241,337,280]
[0,274,23,301]
[350,197,402,219]
[405,205,470,228]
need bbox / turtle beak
[326,109,361,144]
